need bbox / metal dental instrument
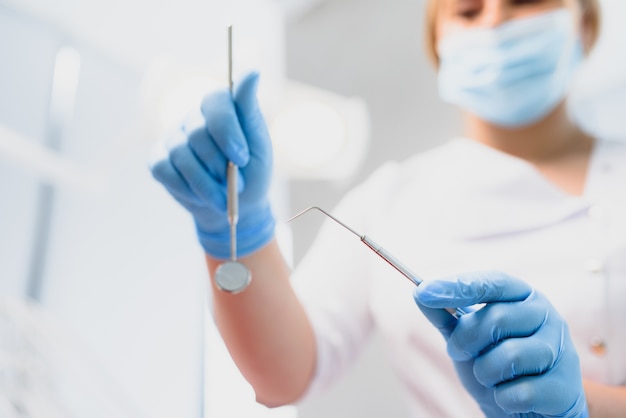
[227,24,237,260]
[214,24,252,294]
[287,206,469,318]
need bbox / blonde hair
[424,0,601,67]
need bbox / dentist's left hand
[150,71,275,259]
[413,271,588,418]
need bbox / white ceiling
[0,0,288,76]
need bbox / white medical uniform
[292,137,626,417]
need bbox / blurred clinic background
[0,0,625,417]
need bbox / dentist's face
[435,0,580,40]
[432,0,587,128]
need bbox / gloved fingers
[494,375,548,415]
[187,127,226,180]
[178,109,234,183]
[414,271,533,309]
[471,292,568,379]
[494,373,586,416]
[473,331,560,388]
[187,126,246,192]
[149,135,195,206]
[201,89,250,168]
[467,291,583,417]
[233,71,273,163]
[414,296,458,339]
[447,290,545,361]
[169,143,227,210]
[150,158,201,207]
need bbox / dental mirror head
[214,261,251,293]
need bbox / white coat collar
[431,137,594,240]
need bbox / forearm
[584,379,626,417]
[208,239,316,407]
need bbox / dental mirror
[214,24,252,294]
[214,260,251,293]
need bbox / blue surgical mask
[437,9,584,128]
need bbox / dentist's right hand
[414,272,588,418]
[150,71,275,259]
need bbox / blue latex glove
[413,271,588,418]
[150,71,275,259]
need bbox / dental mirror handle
[226,23,238,262]
[227,161,238,260]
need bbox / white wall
[0,7,56,297]
[0,8,205,417]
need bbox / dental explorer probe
[214,24,252,293]
[287,206,469,319]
